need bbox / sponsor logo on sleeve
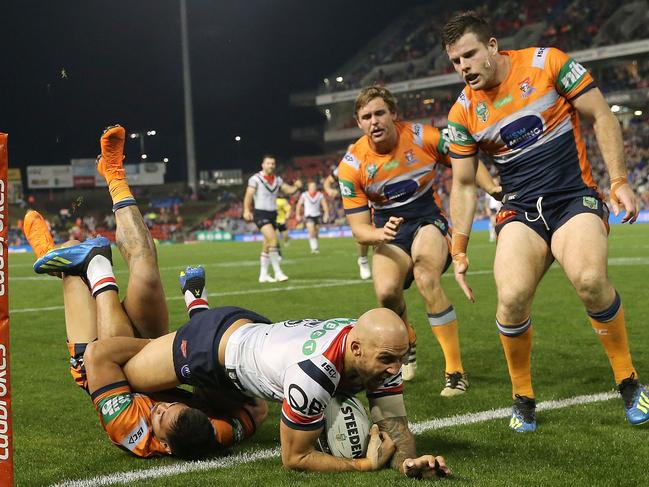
[99,394,133,423]
[558,59,587,93]
[447,122,476,146]
[339,179,356,198]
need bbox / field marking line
[50,391,618,487]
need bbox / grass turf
[9,225,649,486]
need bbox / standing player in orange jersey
[338,86,500,391]
[443,12,648,431]
[324,162,372,280]
[26,126,265,459]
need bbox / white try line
[50,391,618,487]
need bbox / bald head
[345,308,410,388]
[353,308,408,349]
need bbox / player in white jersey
[485,190,502,242]
[324,164,372,279]
[76,268,450,476]
[244,154,301,283]
[296,181,329,254]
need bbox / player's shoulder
[339,144,364,173]
[513,46,568,71]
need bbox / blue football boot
[618,374,649,425]
[34,236,112,276]
[179,265,206,298]
[509,394,537,432]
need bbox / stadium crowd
[323,0,647,92]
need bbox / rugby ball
[316,394,371,459]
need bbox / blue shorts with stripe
[495,188,609,244]
[172,306,271,393]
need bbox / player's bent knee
[573,270,610,305]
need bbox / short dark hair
[166,407,221,460]
[354,86,398,119]
[442,11,493,48]
[262,154,276,161]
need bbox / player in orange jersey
[443,12,647,431]
[27,126,266,458]
[338,86,500,391]
[324,161,372,280]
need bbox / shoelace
[514,394,536,422]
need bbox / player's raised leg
[180,265,210,317]
[24,212,97,389]
[552,213,648,425]
[97,125,169,338]
[494,222,553,432]
[412,225,467,396]
[372,244,417,380]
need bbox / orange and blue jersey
[447,47,598,199]
[337,121,450,219]
[90,381,255,458]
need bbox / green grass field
[9,226,649,486]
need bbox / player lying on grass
[34,246,452,478]
[24,126,266,459]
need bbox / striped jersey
[91,382,254,458]
[298,191,325,218]
[248,172,284,211]
[447,47,598,199]
[224,319,403,431]
[337,121,450,218]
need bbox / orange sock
[108,178,134,207]
[588,294,636,384]
[405,320,417,346]
[497,318,534,399]
[428,306,463,374]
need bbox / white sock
[358,256,368,265]
[268,248,283,274]
[260,252,270,277]
[86,255,118,297]
[309,238,318,251]
[184,287,208,317]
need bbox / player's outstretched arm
[243,186,256,222]
[279,422,394,472]
[281,180,302,195]
[572,88,639,223]
[450,155,479,302]
[347,211,403,246]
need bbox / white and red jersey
[247,172,284,211]
[298,191,325,218]
[224,318,403,431]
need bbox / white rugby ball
[317,394,371,459]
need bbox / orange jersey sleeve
[92,381,167,458]
[447,90,479,159]
[545,47,595,100]
[337,148,370,214]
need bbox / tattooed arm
[376,416,416,473]
[369,394,452,478]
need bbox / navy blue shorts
[495,189,610,244]
[373,205,452,288]
[254,210,277,230]
[276,222,287,232]
[305,215,322,225]
[172,306,271,391]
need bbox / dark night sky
[1,0,432,181]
